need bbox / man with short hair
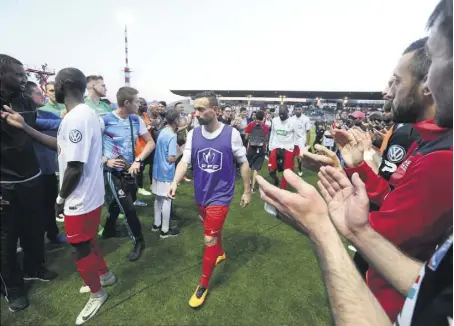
[168,91,251,308]
[233,107,249,146]
[152,109,181,238]
[333,36,452,321]
[85,75,111,116]
[40,81,66,117]
[2,67,115,324]
[136,97,153,198]
[291,103,311,176]
[218,106,233,125]
[102,87,155,261]
[0,54,58,312]
[25,81,45,107]
[268,105,296,189]
[245,110,269,192]
[24,81,67,249]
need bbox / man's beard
[295,112,302,117]
[392,87,424,123]
[197,116,212,125]
[94,88,105,98]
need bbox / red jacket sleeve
[369,151,453,256]
[245,122,253,135]
[345,161,391,205]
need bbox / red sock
[281,177,288,190]
[217,233,224,256]
[76,251,101,293]
[200,244,219,288]
[90,239,109,276]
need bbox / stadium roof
[170,90,383,100]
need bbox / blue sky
[1,0,438,102]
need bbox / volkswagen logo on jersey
[387,145,406,163]
[69,129,83,143]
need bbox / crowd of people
[0,0,452,325]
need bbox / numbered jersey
[57,104,104,215]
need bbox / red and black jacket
[345,120,453,322]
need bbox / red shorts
[293,145,300,157]
[268,148,295,171]
[64,206,102,244]
[198,205,229,237]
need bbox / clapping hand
[317,166,370,240]
[300,144,341,172]
[256,170,331,237]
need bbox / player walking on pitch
[168,91,251,308]
[2,68,115,325]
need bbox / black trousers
[104,171,143,243]
[42,174,60,241]
[353,252,369,280]
[0,176,45,298]
[137,155,153,189]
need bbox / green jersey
[84,97,112,116]
[39,101,66,117]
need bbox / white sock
[161,197,172,233]
[154,196,163,227]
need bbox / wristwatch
[135,158,142,163]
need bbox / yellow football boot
[215,252,227,266]
[189,285,208,308]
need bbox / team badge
[69,129,83,143]
[198,148,222,173]
[387,145,406,163]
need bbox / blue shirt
[34,110,62,175]
[102,112,147,164]
[152,127,177,183]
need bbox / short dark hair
[403,38,432,83]
[240,107,247,112]
[279,104,288,112]
[44,81,55,90]
[24,81,38,95]
[166,109,180,125]
[427,0,453,52]
[158,101,167,107]
[173,101,182,108]
[55,68,87,95]
[193,91,218,108]
[116,87,139,107]
[86,75,103,83]
[295,103,303,108]
[0,54,22,74]
[255,110,265,121]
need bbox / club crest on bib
[197,148,222,173]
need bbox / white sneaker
[75,289,108,325]
[137,188,151,196]
[56,214,64,223]
[298,171,303,177]
[80,272,116,294]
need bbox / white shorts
[152,179,171,197]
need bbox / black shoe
[160,228,180,239]
[102,228,129,239]
[128,240,145,261]
[5,295,30,312]
[23,267,58,282]
[151,224,161,232]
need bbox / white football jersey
[291,114,312,147]
[57,104,105,215]
[269,117,296,151]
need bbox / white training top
[57,103,105,216]
[269,116,296,151]
[291,114,312,147]
[182,123,247,164]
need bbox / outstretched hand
[300,144,341,172]
[317,166,370,240]
[256,169,331,237]
[1,105,26,129]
